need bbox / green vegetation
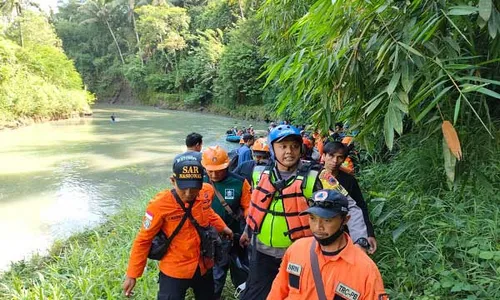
[0,10,93,128]
[54,0,272,112]
[0,0,498,299]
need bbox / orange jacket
[126,183,227,279]
[268,234,386,300]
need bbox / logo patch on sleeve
[335,283,360,300]
[286,263,302,276]
[143,211,153,229]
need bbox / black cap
[300,190,349,218]
[242,133,254,142]
[172,153,203,189]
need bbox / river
[0,105,264,271]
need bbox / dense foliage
[0,10,93,126]
[54,0,273,112]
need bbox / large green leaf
[478,0,492,21]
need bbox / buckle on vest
[273,179,287,192]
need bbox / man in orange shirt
[268,190,386,300]
[123,153,233,299]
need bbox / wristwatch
[355,237,370,249]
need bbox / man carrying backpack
[123,153,233,299]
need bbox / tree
[78,0,126,64]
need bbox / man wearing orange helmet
[201,146,252,300]
[233,137,271,187]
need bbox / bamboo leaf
[443,138,456,189]
[384,110,395,150]
[364,95,384,116]
[488,9,499,39]
[454,96,461,124]
[478,0,492,21]
[415,86,453,123]
[398,42,424,57]
[448,6,479,16]
[387,72,401,96]
[442,120,463,161]
[476,87,500,100]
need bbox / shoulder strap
[310,240,327,300]
[172,189,207,232]
[165,190,194,247]
[210,180,240,221]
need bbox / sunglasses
[307,199,340,209]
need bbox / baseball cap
[242,133,254,142]
[172,153,203,189]
[300,190,349,219]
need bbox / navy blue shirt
[237,145,252,167]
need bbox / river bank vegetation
[0,9,93,129]
[0,0,499,299]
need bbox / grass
[0,131,498,299]
[361,132,500,299]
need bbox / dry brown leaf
[442,121,462,161]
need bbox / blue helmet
[268,125,302,159]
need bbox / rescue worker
[174,132,203,162]
[237,134,255,167]
[239,125,368,300]
[123,153,233,300]
[233,137,271,187]
[321,141,377,254]
[267,190,386,300]
[201,146,252,300]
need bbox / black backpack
[227,149,239,172]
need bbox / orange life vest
[247,168,315,241]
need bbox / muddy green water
[0,105,265,271]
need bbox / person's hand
[123,276,136,297]
[367,237,378,254]
[222,227,233,240]
[239,231,250,247]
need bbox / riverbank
[0,110,93,131]
[149,94,275,122]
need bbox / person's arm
[363,266,387,300]
[266,248,291,299]
[240,179,252,217]
[349,178,375,238]
[126,200,164,279]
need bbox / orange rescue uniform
[268,234,386,300]
[126,183,227,279]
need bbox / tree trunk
[132,12,144,66]
[106,20,125,64]
[238,0,245,19]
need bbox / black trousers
[239,250,282,300]
[158,268,215,300]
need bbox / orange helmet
[201,146,230,171]
[341,136,353,146]
[252,138,270,152]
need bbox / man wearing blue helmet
[238,125,369,300]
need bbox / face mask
[313,219,345,246]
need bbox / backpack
[227,148,239,172]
